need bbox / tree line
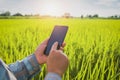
[0,11,120,19]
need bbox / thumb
[51,42,58,51]
[36,45,47,54]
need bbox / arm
[8,39,49,80]
[0,39,68,80]
[8,54,40,80]
[45,42,69,80]
[0,59,17,80]
[0,39,49,80]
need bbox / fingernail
[55,41,58,44]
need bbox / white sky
[0,0,120,17]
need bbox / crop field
[0,19,120,80]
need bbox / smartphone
[44,25,68,55]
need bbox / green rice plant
[0,19,120,80]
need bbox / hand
[47,42,69,76]
[34,38,66,65]
[34,39,48,64]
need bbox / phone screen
[44,26,68,55]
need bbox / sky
[0,0,120,17]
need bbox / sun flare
[41,2,62,16]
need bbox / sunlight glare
[41,2,62,16]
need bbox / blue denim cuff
[8,54,41,80]
[45,72,61,80]
[22,54,40,76]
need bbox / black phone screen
[44,26,68,55]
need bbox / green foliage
[0,11,11,16]
[0,19,120,80]
[13,13,23,16]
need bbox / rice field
[0,18,120,80]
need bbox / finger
[35,45,47,55]
[51,42,58,50]
[59,47,64,51]
[62,42,66,48]
[58,49,63,53]
[41,38,49,45]
[41,45,47,50]
[43,55,48,61]
[37,38,49,48]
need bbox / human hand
[34,39,48,64]
[46,42,69,76]
[34,38,66,65]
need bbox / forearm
[8,54,41,80]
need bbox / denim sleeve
[8,54,41,80]
[45,72,61,80]
[0,59,17,80]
